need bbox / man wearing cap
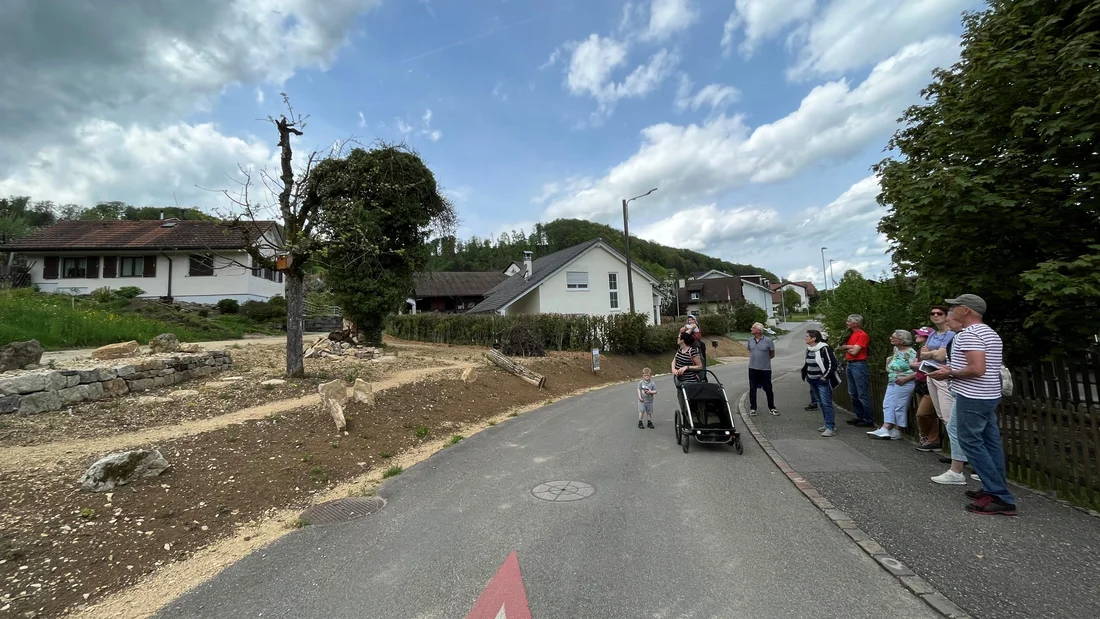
[928,294,1016,516]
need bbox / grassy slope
[0,290,274,350]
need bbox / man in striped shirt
[928,294,1016,516]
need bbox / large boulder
[80,449,169,492]
[91,341,140,360]
[149,333,181,354]
[352,378,374,405]
[0,339,44,373]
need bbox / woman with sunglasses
[919,306,956,451]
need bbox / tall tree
[311,144,457,345]
[875,0,1100,356]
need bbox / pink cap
[913,327,934,337]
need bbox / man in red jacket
[837,314,874,427]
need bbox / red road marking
[465,551,532,619]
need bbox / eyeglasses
[929,311,945,316]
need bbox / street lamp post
[623,188,658,314]
[820,247,829,294]
[829,259,836,289]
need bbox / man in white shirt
[928,294,1015,516]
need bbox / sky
[0,0,980,291]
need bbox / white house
[675,274,775,319]
[1,219,285,304]
[740,275,775,320]
[771,281,810,310]
[468,239,663,325]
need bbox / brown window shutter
[86,256,100,279]
[102,256,118,278]
[144,255,157,277]
[44,256,59,279]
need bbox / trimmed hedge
[386,312,679,355]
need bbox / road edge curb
[735,391,973,619]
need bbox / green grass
[0,289,274,349]
[382,465,403,479]
[448,434,465,445]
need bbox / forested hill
[424,218,778,282]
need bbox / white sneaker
[867,427,890,438]
[888,428,902,440]
[817,426,827,432]
[820,429,836,437]
[931,470,966,485]
[971,473,981,481]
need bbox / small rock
[261,379,286,386]
[0,339,45,373]
[167,390,200,401]
[220,376,245,382]
[91,341,140,360]
[80,449,169,492]
[352,378,374,405]
[371,356,398,364]
[177,343,202,353]
[461,367,477,384]
[203,381,233,390]
[148,333,181,354]
[318,379,348,432]
[22,363,40,371]
[136,396,174,406]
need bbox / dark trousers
[748,368,775,410]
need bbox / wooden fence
[833,351,1100,510]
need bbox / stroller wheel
[682,429,690,453]
[674,410,682,445]
[733,437,744,455]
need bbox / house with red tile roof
[0,219,284,303]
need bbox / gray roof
[413,271,509,298]
[468,239,661,314]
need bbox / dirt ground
[0,338,668,619]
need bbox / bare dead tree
[217,94,325,378]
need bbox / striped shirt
[948,323,1003,399]
[674,347,700,382]
[804,349,824,381]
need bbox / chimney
[678,278,685,289]
[159,210,164,220]
[523,251,533,281]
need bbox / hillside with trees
[424,218,778,283]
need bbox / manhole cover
[531,481,595,502]
[299,497,385,525]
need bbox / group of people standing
[798,295,1017,516]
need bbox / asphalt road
[157,323,937,619]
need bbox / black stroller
[673,370,743,454]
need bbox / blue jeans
[956,395,1015,505]
[809,383,819,406]
[808,379,834,430]
[947,398,967,462]
[846,361,873,423]
[883,381,915,427]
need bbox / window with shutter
[566,271,588,290]
[61,257,87,278]
[189,254,215,276]
[119,257,144,277]
[102,256,118,278]
[143,256,157,277]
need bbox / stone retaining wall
[0,351,233,415]
[304,316,343,332]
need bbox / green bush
[697,314,730,337]
[90,286,114,303]
[386,312,667,354]
[217,298,240,314]
[115,286,145,299]
[241,296,286,323]
[730,300,768,332]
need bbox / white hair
[847,314,864,326]
[892,329,913,345]
[751,322,764,331]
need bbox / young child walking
[637,367,657,429]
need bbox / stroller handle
[674,369,723,387]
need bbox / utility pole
[622,188,657,314]
[820,247,829,294]
[829,259,836,289]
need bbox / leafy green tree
[823,271,932,365]
[312,144,456,345]
[875,0,1100,356]
[782,287,802,314]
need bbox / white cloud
[565,35,679,121]
[788,0,970,79]
[395,109,442,142]
[539,48,562,70]
[722,0,816,57]
[358,111,367,128]
[0,120,275,210]
[541,36,959,220]
[675,77,741,112]
[492,81,508,101]
[643,0,699,41]
[635,204,782,251]
[256,88,265,104]
[396,119,414,135]
[0,0,382,206]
